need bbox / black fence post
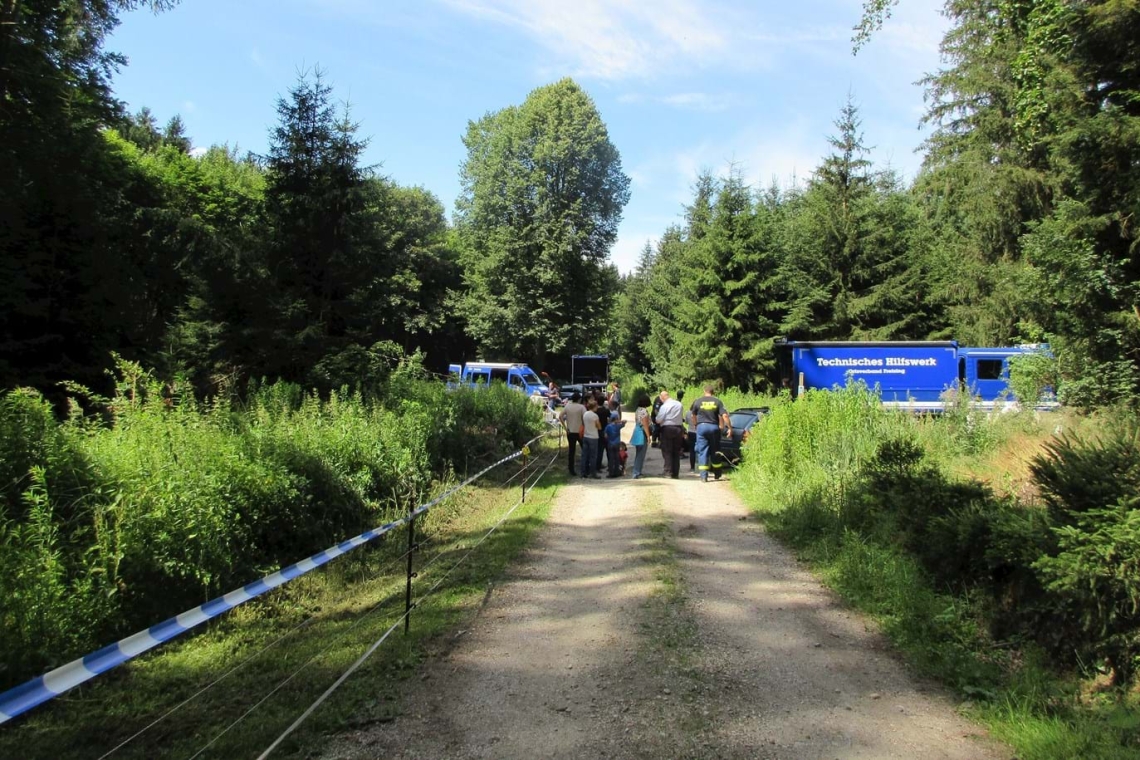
[404,507,416,634]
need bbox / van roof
[466,362,530,369]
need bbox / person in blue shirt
[604,415,624,478]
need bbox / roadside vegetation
[0,356,545,694]
[0,460,559,760]
[733,385,1140,760]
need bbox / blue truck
[774,340,1055,412]
[447,361,548,397]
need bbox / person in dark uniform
[689,384,731,482]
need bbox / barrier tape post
[404,502,416,635]
[521,445,530,503]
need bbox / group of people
[557,382,627,479]
[560,383,731,483]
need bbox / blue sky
[108,0,948,273]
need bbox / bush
[1029,419,1140,687]
[1029,416,1140,531]
[0,391,115,680]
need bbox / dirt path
[326,441,1009,759]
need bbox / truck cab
[958,345,1056,410]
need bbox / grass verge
[0,449,562,760]
[636,494,710,749]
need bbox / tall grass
[0,364,544,689]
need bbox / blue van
[447,362,548,397]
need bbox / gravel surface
[325,441,1009,759]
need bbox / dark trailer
[571,354,609,392]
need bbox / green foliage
[734,391,1140,755]
[0,359,543,690]
[1007,349,1060,408]
[1036,502,1140,687]
[0,392,112,678]
[455,78,630,365]
[1029,420,1140,686]
[626,100,930,392]
[1030,420,1140,530]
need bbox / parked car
[558,383,585,403]
[714,407,769,467]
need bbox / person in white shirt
[580,399,602,479]
[559,392,586,477]
[655,391,685,479]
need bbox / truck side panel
[792,343,959,405]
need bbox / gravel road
[326,441,1009,759]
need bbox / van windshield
[520,370,542,386]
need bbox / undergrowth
[0,358,545,690]
[0,453,561,759]
[733,385,1140,760]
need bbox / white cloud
[618,91,738,112]
[190,146,208,158]
[250,47,268,71]
[182,100,197,114]
[441,0,729,80]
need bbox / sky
[107,0,949,274]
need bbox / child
[617,441,628,475]
[604,416,624,478]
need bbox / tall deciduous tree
[455,78,630,365]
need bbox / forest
[2,1,1140,755]
[2,2,1139,405]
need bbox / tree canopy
[455,78,630,366]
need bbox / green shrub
[1035,500,1140,687]
[1029,418,1140,687]
[0,391,113,681]
[1030,417,1140,530]
[0,388,91,522]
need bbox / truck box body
[571,354,609,391]
[776,340,1054,412]
[781,341,958,411]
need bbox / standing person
[607,381,623,420]
[604,414,624,478]
[650,392,664,447]
[580,399,602,479]
[690,384,732,482]
[559,392,585,477]
[655,391,685,479]
[629,394,651,479]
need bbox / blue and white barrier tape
[0,430,550,725]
